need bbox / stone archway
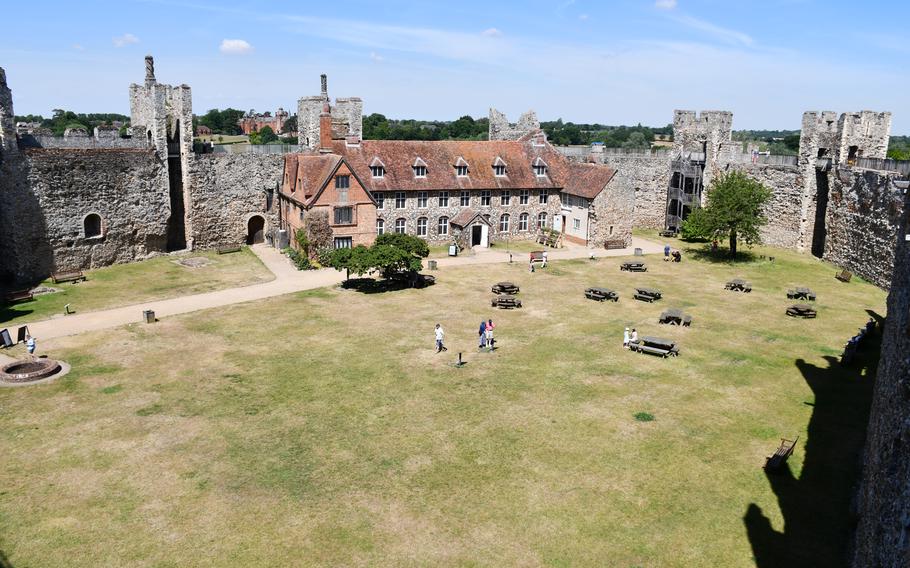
[246,215,265,245]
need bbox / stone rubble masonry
[673,110,736,192]
[589,173,636,247]
[488,108,540,141]
[297,75,362,150]
[851,184,910,568]
[599,154,671,229]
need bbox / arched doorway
[246,215,265,245]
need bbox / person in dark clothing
[479,320,487,349]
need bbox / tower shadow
[743,313,881,567]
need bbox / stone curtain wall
[21,149,169,276]
[726,163,806,250]
[851,186,910,568]
[600,155,670,229]
[590,177,636,247]
[488,109,539,141]
[822,169,905,289]
[188,153,284,249]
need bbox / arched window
[84,213,103,238]
[499,214,510,233]
[438,216,449,236]
[395,218,406,234]
[376,218,385,235]
[519,212,529,231]
[417,217,428,237]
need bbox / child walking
[434,324,447,353]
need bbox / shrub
[284,247,313,270]
[634,412,655,422]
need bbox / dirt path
[9,237,664,340]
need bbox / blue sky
[3,0,909,132]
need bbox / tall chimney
[144,55,155,86]
[320,74,328,99]
[319,101,332,152]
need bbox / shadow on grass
[341,278,411,294]
[685,243,762,264]
[0,550,14,568]
[0,303,34,324]
[744,312,881,567]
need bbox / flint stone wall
[600,155,669,229]
[725,163,806,250]
[590,175,635,247]
[188,153,284,249]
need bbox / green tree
[281,115,297,134]
[323,233,429,280]
[258,126,278,144]
[681,171,772,258]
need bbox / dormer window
[533,157,548,177]
[413,157,427,178]
[455,157,469,177]
[369,157,386,178]
[493,157,507,177]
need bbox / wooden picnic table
[492,282,520,295]
[786,304,817,318]
[620,261,647,272]
[491,295,522,309]
[630,336,680,358]
[585,287,618,302]
[633,287,662,302]
[659,308,692,326]
[725,278,752,292]
[787,287,816,301]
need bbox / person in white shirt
[434,324,447,353]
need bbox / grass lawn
[0,248,272,326]
[0,241,885,566]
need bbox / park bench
[529,251,547,269]
[620,261,647,272]
[724,278,752,292]
[217,245,242,254]
[659,308,692,326]
[3,289,33,303]
[764,437,799,472]
[659,229,678,237]
[51,270,86,284]
[536,231,561,248]
[390,271,436,288]
[491,295,522,309]
[633,287,662,303]
[585,287,618,302]
[603,238,626,250]
[629,336,679,358]
[786,304,817,318]
[835,269,853,283]
[787,287,816,301]
[492,282,520,295]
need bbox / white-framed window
[573,218,581,230]
[417,191,428,208]
[537,212,548,229]
[520,190,529,205]
[494,164,507,176]
[395,218,406,233]
[438,216,449,236]
[534,163,548,177]
[456,165,469,177]
[417,217,428,237]
[333,206,353,225]
[501,190,511,206]
[460,191,470,207]
[413,165,427,178]
[335,175,350,189]
[376,218,385,235]
[395,192,406,209]
[519,212,529,231]
[334,236,353,249]
[370,165,384,178]
[481,190,491,207]
[499,214,510,232]
[438,191,449,207]
[84,213,103,238]
[539,190,548,204]
[373,191,385,209]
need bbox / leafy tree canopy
[322,233,429,279]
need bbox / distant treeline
[363,114,488,141]
[542,120,673,148]
[888,136,910,160]
[14,110,130,136]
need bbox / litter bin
[143,310,155,324]
[448,244,458,257]
[428,260,438,271]
[634,247,643,256]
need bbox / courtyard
[0,239,886,566]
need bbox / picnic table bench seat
[787,287,816,301]
[585,287,618,302]
[659,229,678,237]
[630,336,679,358]
[51,270,86,284]
[725,279,752,292]
[3,289,33,303]
[491,295,522,309]
[620,261,647,272]
[491,282,520,295]
[659,308,692,326]
[764,437,799,472]
[786,304,817,318]
[633,287,662,303]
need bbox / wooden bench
[764,437,799,472]
[51,270,86,284]
[603,238,626,250]
[835,269,853,283]
[491,295,522,309]
[620,261,647,272]
[630,336,679,358]
[3,289,33,303]
[659,229,678,238]
[536,231,562,248]
[585,287,618,302]
[492,282,520,295]
[634,287,662,303]
[217,245,242,255]
[724,279,752,292]
[786,304,817,318]
[529,251,547,268]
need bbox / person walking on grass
[479,320,487,349]
[434,324,447,353]
[485,319,496,350]
[664,243,671,261]
[623,327,630,349]
[631,328,639,345]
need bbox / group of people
[663,244,682,263]
[433,319,496,353]
[622,327,639,348]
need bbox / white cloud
[655,0,677,9]
[219,38,253,54]
[579,14,589,21]
[481,28,502,37]
[112,33,139,47]
[671,14,752,46]
[370,51,384,62]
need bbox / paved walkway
[15,237,663,341]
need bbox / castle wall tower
[836,111,891,165]
[297,74,362,150]
[672,110,734,192]
[0,67,18,160]
[488,108,539,141]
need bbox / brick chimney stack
[319,101,332,152]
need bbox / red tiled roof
[329,138,616,198]
[283,153,342,203]
[450,208,491,227]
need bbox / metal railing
[212,143,299,155]
[852,157,910,177]
[728,153,799,167]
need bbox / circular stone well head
[0,359,62,384]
